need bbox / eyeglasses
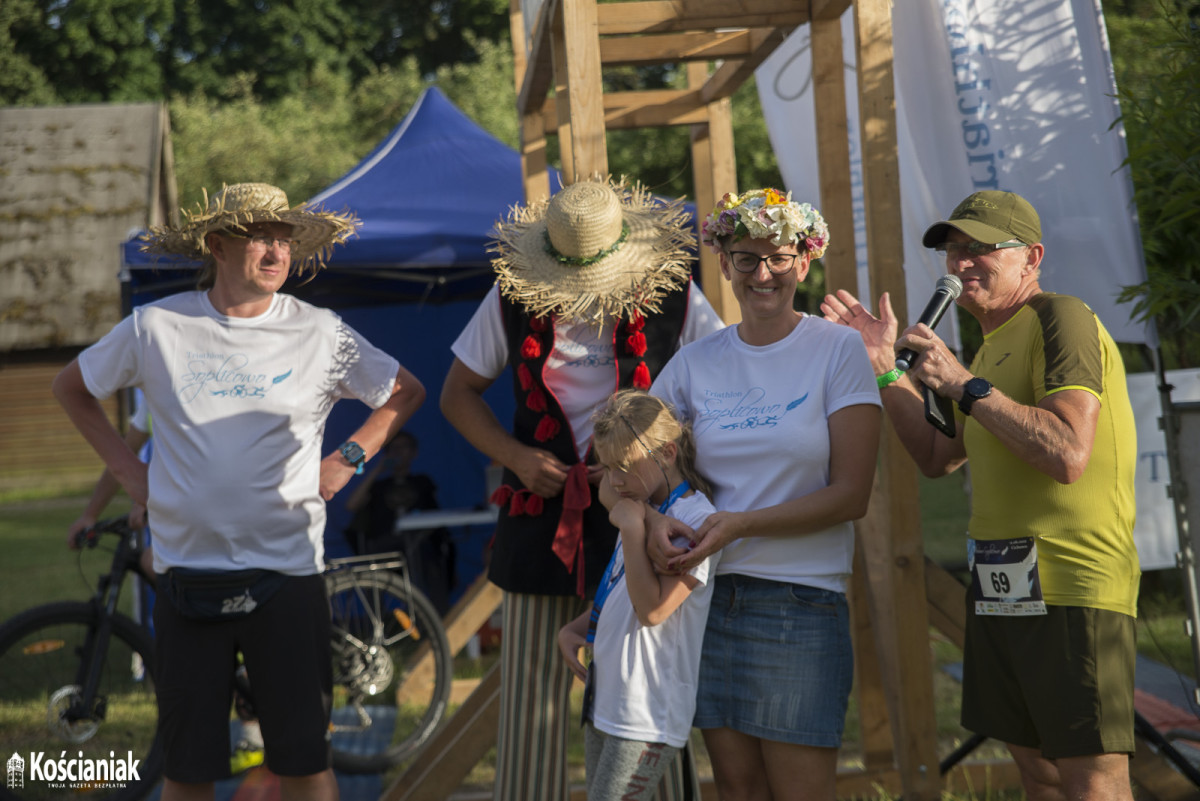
[934,240,1025,257]
[726,251,801,274]
[223,230,297,252]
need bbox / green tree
[3,0,171,103]
[164,0,366,102]
[338,0,509,79]
[0,0,59,105]
[1109,3,1200,367]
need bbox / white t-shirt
[591,491,719,748]
[651,316,880,592]
[130,397,151,434]
[451,284,725,458]
[78,291,401,576]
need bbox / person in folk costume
[440,176,724,800]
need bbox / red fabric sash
[551,461,591,596]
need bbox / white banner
[756,0,1151,347]
[1128,369,1200,571]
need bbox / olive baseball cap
[921,190,1042,247]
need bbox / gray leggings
[584,724,681,801]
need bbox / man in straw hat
[823,190,1138,800]
[441,176,723,801]
[54,182,426,801]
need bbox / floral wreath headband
[700,188,829,260]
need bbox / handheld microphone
[895,274,963,371]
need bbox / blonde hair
[592,389,712,498]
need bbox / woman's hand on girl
[667,511,744,572]
[645,506,694,573]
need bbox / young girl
[557,390,719,801]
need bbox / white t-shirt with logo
[78,290,400,576]
[651,316,880,592]
[591,491,718,747]
[452,284,724,457]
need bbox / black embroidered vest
[487,283,693,596]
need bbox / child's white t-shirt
[590,491,719,748]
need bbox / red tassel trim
[520,335,542,360]
[509,490,526,516]
[534,415,561,442]
[530,315,550,332]
[517,363,534,391]
[490,485,514,507]
[628,310,645,331]
[526,385,548,413]
[524,493,544,516]
[625,331,647,357]
[632,361,651,390]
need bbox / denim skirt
[694,574,853,747]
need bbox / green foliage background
[2,0,1195,363]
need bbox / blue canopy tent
[119,87,565,594]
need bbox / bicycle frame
[68,522,144,730]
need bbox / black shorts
[153,573,333,781]
[961,602,1136,759]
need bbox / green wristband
[876,367,904,389]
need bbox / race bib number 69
[967,536,1047,616]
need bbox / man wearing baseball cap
[822,190,1139,800]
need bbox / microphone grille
[937,274,963,298]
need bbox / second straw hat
[490,176,695,323]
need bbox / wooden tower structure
[382,1,1196,799]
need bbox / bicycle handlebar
[74,516,135,550]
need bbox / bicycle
[0,517,160,801]
[0,517,453,801]
[323,550,453,773]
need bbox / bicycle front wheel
[0,601,163,801]
[326,568,452,773]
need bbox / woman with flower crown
[648,188,882,800]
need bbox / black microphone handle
[895,288,958,371]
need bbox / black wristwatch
[958,377,993,416]
[339,440,367,474]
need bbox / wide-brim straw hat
[141,182,360,276]
[490,176,695,323]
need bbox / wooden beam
[598,29,768,68]
[550,0,576,182]
[850,533,897,771]
[810,13,857,293]
[394,573,504,708]
[811,0,853,21]
[558,0,608,180]
[542,90,707,132]
[517,0,557,116]
[853,0,940,798]
[510,0,529,96]
[686,63,739,325]
[700,28,789,103]
[383,663,502,801]
[596,0,808,35]
[521,111,552,202]
[925,558,967,649]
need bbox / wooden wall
[0,355,120,496]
